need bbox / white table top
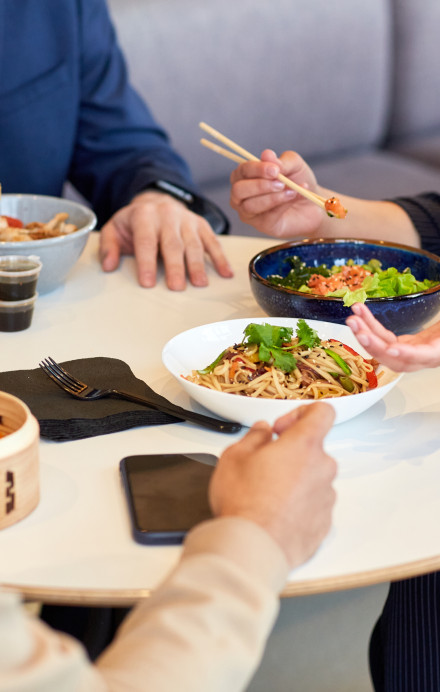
[1,233,440,605]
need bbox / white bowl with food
[162,317,402,427]
[0,194,97,294]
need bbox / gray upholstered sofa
[107,0,440,236]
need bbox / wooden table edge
[3,554,440,606]
[282,554,440,597]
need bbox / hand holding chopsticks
[199,122,347,218]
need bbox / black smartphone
[120,453,217,545]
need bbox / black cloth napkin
[0,357,180,441]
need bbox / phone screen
[120,453,217,545]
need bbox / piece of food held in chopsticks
[324,197,347,219]
[199,122,348,219]
[185,320,378,399]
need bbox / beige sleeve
[0,517,289,692]
[0,590,106,692]
[97,517,289,692]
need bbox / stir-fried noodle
[187,337,378,400]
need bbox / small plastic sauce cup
[0,255,42,301]
[0,294,38,332]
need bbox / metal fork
[39,357,241,434]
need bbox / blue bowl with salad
[249,238,440,335]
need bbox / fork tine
[46,357,88,390]
[39,359,73,388]
[39,358,85,393]
[46,357,86,388]
[39,361,75,393]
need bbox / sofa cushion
[108,0,392,188]
[388,0,440,141]
[388,134,440,171]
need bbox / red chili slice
[2,215,23,228]
[366,370,378,388]
[329,339,359,357]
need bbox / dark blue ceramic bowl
[249,238,440,335]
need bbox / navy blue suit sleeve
[70,0,224,228]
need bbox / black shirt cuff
[390,193,440,257]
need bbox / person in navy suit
[0,0,232,290]
[0,0,232,653]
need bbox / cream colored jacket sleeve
[0,517,289,692]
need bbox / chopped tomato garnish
[2,215,23,228]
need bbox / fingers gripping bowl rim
[162,317,402,427]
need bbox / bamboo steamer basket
[0,392,39,530]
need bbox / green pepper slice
[197,349,228,375]
[339,376,355,392]
[324,348,351,375]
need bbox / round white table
[1,233,440,605]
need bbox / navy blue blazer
[0,0,227,229]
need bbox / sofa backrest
[107,0,393,187]
[388,0,440,142]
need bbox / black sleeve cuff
[390,193,440,257]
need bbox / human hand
[229,149,326,239]
[346,303,440,372]
[99,191,233,290]
[209,403,337,569]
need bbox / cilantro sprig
[243,323,296,371]
[197,320,323,375]
[243,320,321,372]
[295,319,321,348]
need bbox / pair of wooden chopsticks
[199,121,329,212]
